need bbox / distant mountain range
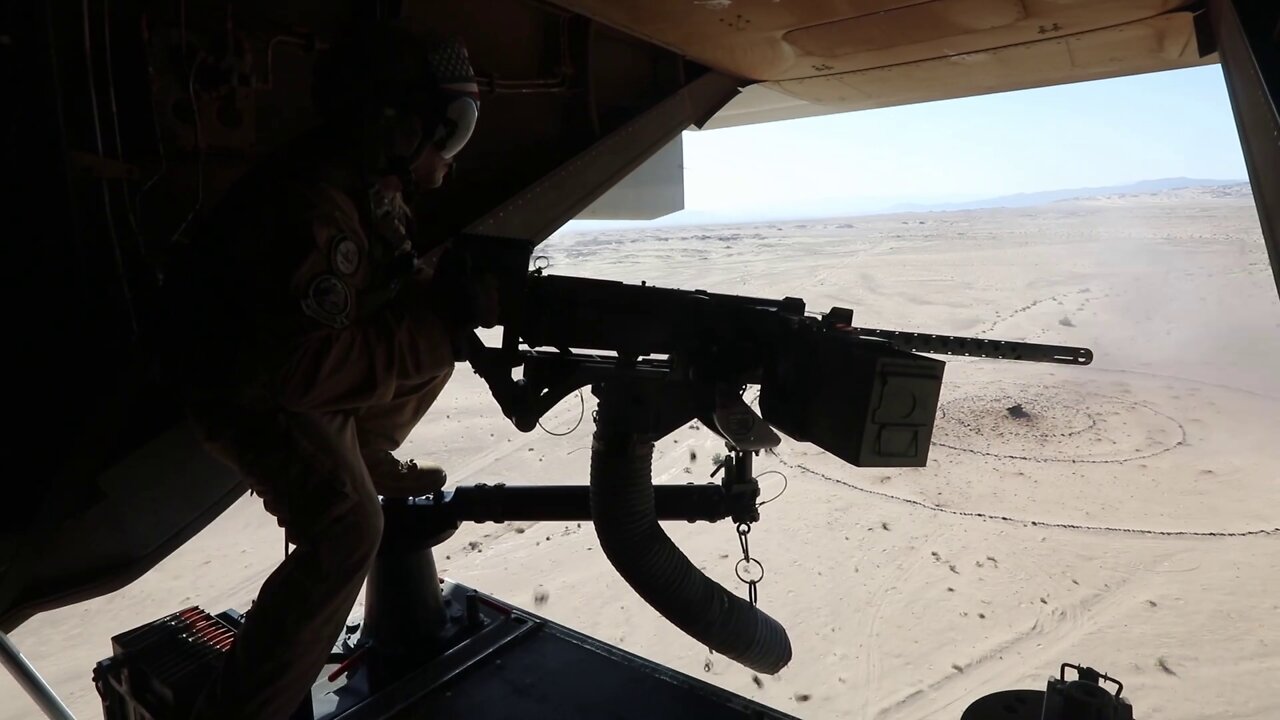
[563,177,1250,232]
[883,177,1247,213]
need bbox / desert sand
[6,186,1280,719]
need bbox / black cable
[755,470,788,508]
[538,388,585,437]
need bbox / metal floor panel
[385,613,798,720]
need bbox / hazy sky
[571,64,1248,228]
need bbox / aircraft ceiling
[551,0,1216,127]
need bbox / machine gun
[473,269,1091,464]
[450,237,1094,675]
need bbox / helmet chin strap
[384,152,418,196]
[381,108,449,197]
[369,155,417,257]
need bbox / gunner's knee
[291,469,383,578]
[332,487,384,573]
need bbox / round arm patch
[301,274,353,328]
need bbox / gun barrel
[845,327,1093,366]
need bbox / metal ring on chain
[735,557,765,584]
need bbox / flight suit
[168,151,457,720]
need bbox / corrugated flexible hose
[589,418,793,674]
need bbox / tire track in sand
[971,288,1093,337]
[878,572,1140,719]
[861,527,939,718]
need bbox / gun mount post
[360,501,461,687]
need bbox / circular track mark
[933,382,1185,464]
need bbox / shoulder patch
[332,234,361,276]
[301,275,352,328]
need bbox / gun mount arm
[378,480,761,554]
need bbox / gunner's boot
[362,451,447,498]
